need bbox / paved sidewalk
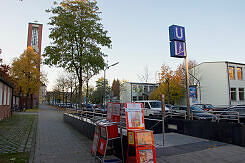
[34,104,94,163]
[34,104,245,163]
[155,133,245,163]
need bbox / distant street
[34,104,94,163]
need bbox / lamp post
[103,62,119,108]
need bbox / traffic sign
[170,41,186,58]
[169,25,186,42]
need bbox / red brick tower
[27,23,43,107]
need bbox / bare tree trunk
[31,94,33,109]
[86,79,88,109]
[78,81,82,110]
[70,85,73,108]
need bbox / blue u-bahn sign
[170,41,186,57]
[169,25,186,58]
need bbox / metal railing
[64,106,242,124]
[167,110,240,123]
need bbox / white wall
[120,83,131,103]
[193,62,229,106]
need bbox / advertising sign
[132,84,137,93]
[97,138,107,155]
[136,131,154,146]
[189,85,197,98]
[106,102,113,121]
[112,103,121,122]
[136,146,156,163]
[91,133,99,155]
[125,103,145,130]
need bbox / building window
[7,87,11,105]
[3,86,7,105]
[132,96,137,101]
[138,96,143,100]
[149,86,154,92]
[237,67,243,80]
[231,88,236,101]
[229,66,235,80]
[0,83,2,105]
[239,88,244,101]
[138,85,143,93]
[144,86,148,93]
[132,84,137,93]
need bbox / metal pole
[104,68,106,109]
[185,57,191,120]
[161,94,165,146]
[167,78,170,104]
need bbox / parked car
[95,106,107,114]
[192,104,215,111]
[170,106,187,117]
[83,103,94,112]
[220,106,245,123]
[170,105,217,121]
[135,100,168,118]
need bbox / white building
[120,82,159,103]
[39,83,47,104]
[190,61,245,106]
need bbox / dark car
[171,105,217,121]
[192,104,215,111]
[97,106,107,114]
[190,105,217,120]
[220,106,245,123]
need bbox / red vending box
[127,130,154,147]
[97,138,107,155]
[112,103,121,122]
[136,146,156,163]
[99,122,118,139]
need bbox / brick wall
[0,105,11,120]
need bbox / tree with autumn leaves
[10,46,41,109]
[149,60,197,105]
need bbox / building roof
[0,71,14,88]
[194,61,245,68]
[125,82,159,85]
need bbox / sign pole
[185,57,191,120]
[169,24,190,119]
[161,94,165,146]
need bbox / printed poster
[125,103,145,130]
[128,131,135,145]
[138,149,154,163]
[136,131,153,146]
[106,102,113,121]
[91,133,99,155]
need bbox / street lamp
[103,62,119,108]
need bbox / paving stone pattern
[0,113,37,154]
[34,104,95,163]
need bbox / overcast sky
[0,0,245,90]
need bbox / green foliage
[111,79,120,99]
[43,0,111,76]
[43,0,112,105]
[90,77,109,105]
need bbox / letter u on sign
[169,25,186,42]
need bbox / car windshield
[149,102,161,108]
[206,104,214,109]
[191,106,204,112]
